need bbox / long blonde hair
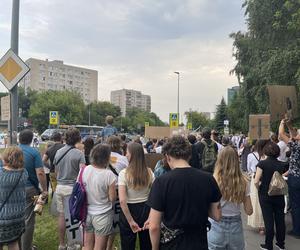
[126,142,151,190]
[213,146,248,204]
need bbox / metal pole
[10,0,20,145]
[174,71,180,124]
[88,103,91,126]
[177,73,179,123]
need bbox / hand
[129,220,142,233]
[143,219,150,230]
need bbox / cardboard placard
[145,126,170,139]
[249,114,270,140]
[145,126,188,139]
[145,153,164,171]
[267,85,298,121]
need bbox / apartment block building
[110,89,151,116]
[22,58,98,103]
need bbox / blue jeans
[208,215,245,250]
[288,175,300,235]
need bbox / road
[243,212,299,250]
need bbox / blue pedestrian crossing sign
[49,111,58,125]
[169,113,179,128]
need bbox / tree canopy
[228,0,300,132]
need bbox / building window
[49,72,53,76]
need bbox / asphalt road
[243,212,299,250]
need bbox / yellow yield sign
[0,49,30,90]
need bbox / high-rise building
[227,86,240,105]
[110,89,151,116]
[21,58,98,104]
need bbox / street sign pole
[10,0,20,145]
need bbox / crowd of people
[0,115,299,250]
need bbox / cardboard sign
[63,196,82,245]
[145,126,188,139]
[145,126,170,139]
[145,153,164,171]
[249,114,270,140]
[267,85,298,121]
[1,95,10,121]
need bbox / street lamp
[174,71,180,124]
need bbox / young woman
[106,136,129,250]
[118,142,154,250]
[82,144,116,250]
[254,141,289,250]
[0,147,27,250]
[247,139,268,234]
[208,146,253,250]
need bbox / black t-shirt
[147,167,221,231]
[45,143,65,171]
[257,157,289,196]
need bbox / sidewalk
[243,212,299,250]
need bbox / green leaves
[229,0,300,132]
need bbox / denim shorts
[85,210,113,236]
[208,215,245,250]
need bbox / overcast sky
[0,0,246,122]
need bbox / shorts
[85,210,114,236]
[56,185,73,213]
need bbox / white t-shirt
[221,181,251,217]
[277,141,288,162]
[118,168,154,204]
[82,165,116,215]
[110,152,129,174]
[247,152,259,174]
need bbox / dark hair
[120,134,126,141]
[90,144,111,167]
[51,131,62,142]
[187,134,197,144]
[157,139,164,147]
[107,135,122,153]
[65,128,81,146]
[263,141,280,158]
[201,127,211,140]
[84,137,94,157]
[256,139,269,158]
[19,129,33,144]
[221,136,230,146]
[162,135,192,161]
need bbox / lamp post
[174,71,180,124]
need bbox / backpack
[201,140,217,173]
[69,165,87,223]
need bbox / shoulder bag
[268,171,288,196]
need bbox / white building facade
[22,58,98,104]
[110,89,151,116]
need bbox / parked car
[41,129,66,141]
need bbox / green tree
[116,108,165,133]
[29,90,85,132]
[184,110,210,130]
[229,0,300,130]
[214,97,227,132]
[18,87,38,118]
[84,101,121,126]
